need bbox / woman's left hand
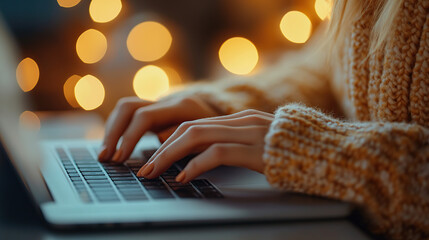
[137,109,274,183]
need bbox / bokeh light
[63,75,81,108]
[19,111,41,131]
[163,67,182,86]
[76,29,107,64]
[57,0,81,8]
[280,11,312,44]
[133,65,169,101]
[74,75,105,110]
[89,0,122,23]
[16,58,39,92]
[218,37,259,75]
[127,21,172,62]
[315,0,332,20]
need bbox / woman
[98,0,429,238]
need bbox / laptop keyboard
[55,147,223,203]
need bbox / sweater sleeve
[263,103,429,239]
[163,29,340,116]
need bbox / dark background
[0,0,323,116]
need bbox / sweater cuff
[263,103,361,201]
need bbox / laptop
[0,18,351,229]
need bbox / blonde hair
[327,0,404,56]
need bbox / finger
[100,97,151,161]
[149,113,273,163]
[156,125,179,143]
[198,109,273,122]
[139,125,268,178]
[177,143,265,183]
[114,97,219,163]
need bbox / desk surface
[0,112,374,240]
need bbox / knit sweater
[166,0,429,239]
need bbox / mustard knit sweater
[167,0,429,238]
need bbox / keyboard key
[104,168,130,173]
[120,190,146,196]
[68,173,80,178]
[168,182,189,188]
[110,177,136,181]
[142,149,157,160]
[118,187,142,192]
[81,172,105,176]
[111,177,138,182]
[191,179,210,188]
[91,183,114,188]
[107,173,133,177]
[104,165,128,170]
[146,189,174,199]
[141,183,165,188]
[124,195,148,201]
[127,162,144,168]
[78,167,102,172]
[93,188,116,194]
[201,191,223,198]
[115,183,141,188]
[70,176,82,181]
[161,176,176,183]
[73,183,86,188]
[97,197,120,202]
[93,189,115,195]
[84,175,108,180]
[86,180,110,185]
[76,164,99,168]
[172,187,201,198]
[191,179,223,198]
[139,177,162,182]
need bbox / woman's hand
[98,96,221,163]
[136,109,274,183]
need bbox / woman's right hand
[98,96,222,163]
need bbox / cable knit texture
[166,0,429,238]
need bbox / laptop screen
[0,16,52,205]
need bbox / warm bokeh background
[0,0,332,126]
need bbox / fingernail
[137,164,148,177]
[98,147,108,162]
[140,162,154,177]
[112,149,122,162]
[175,171,186,183]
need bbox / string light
[74,75,105,110]
[280,11,312,44]
[16,58,39,92]
[19,111,41,131]
[133,65,169,101]
[63,75,81,108]
[76,29,107,64]
[163,67,182,86]
[89,0,122,23]
[218,37,259,75]
[127,21,172,62]
[57,0,81,8]
[315,0,332,20]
